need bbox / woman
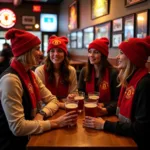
[83,37,150,149]
[0,47,13,75]
[78,37,120,116]
[0,28,77,150]
[35,35,77,108]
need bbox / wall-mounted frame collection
[67,1,149,49]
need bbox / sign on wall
[0,8,16,28]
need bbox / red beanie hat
[47,35,68,54]
[5,28,41,57]
[88,37,109,57]
[119,37,150,68]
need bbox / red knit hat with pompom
[47,35,68,55]
[88,37,109,57]
[119,37,150,68]
[5,28,41,57]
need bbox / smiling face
[88,48,101,65]
[31,45,42,65]
[49,48,65,65]
[117,50,129,70]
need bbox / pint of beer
[65,103,78,113]
[65,101,78,127]
[88,92,99,102]
[84,102,97,117]
[74,91,85,113]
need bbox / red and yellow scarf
[117,68,148,118]
[86,68,111,102]
[44,65,69,100]
[10,59,41,111]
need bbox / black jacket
[104,73,150,149]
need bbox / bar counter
[27,109,138,150]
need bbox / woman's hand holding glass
[50,111,78,128]
[97,103,108,116]
[83,116,105,130]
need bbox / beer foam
[65,103,78,109]
[74,96,84,100]
[89,95,99,100]
[84,103,97,108]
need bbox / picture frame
[124,14,135,41]
[91,0,109,20]
[125,0,147,7]
[67,34,70,49]
[83,27,94,48]
[95,21,111,41]
[136,10,148,38]
[112,33,122,48]
[112,18,123,32]
[77,30,83,48]
[70,32,77,48]
[22,16,35,25]
[68,0,79,31]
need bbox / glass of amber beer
[84,100,98,117]
[74,91,85,113]
[65,100,78,113]
[88,92,99,103]
[65,100,78,127]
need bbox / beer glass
[65,100,78,127]
[84,99,98,117]
[74,91,85,113]
[65,100,78,113]
[88,92,99,103]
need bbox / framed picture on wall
[22,16,35,25]
[70,32,77,48]
[68,0,79,31]
[124,14,135,41]
[136,10,148,38]
[112,33,122,47]
[125,0,147,7]
[77,31,83,48]
[95,21,111,41]
[112,18,123,32]
[83,27,94,48]
[67,34,70,49]
[91,0,109,20]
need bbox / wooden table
[27,110,137,150]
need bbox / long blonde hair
[16,49,37,68]
[117,59,136,87]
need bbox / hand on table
[83,116,105,130]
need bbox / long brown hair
[45,52,70,85]
[85,54,113,85]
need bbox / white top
[0,72,59,136]
[35,65,78,96]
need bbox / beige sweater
[35,65,78,96]
[0,72,59,136]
